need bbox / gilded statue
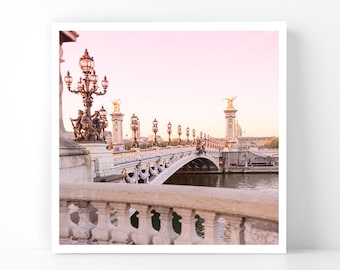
[112,99,121,112]
[225,96,237,109]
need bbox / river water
[164,172,278,191]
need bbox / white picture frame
[52,22,286,253]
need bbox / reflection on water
[164,173,278,191]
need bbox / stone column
[59,31,78,134]
[59,31,93,183]
[110,111,125,151]
[224,108,238,148]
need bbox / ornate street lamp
[130,113,139,148]
[167,122,172,146]
[152,118,158,146]
[64,49,108,119]
[64,49,109,142]
[99,106,107,118]
[192,128,196,145]
[177,125,182,146]
[99,106,108,140]
[186,127,190,145]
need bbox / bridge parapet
[82,145,220,183]
[204,148,221,159]
[112,146,196,166]
[59,183,278,245]
[109,146,201,183]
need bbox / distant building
[147,134,164,142]
[237,136,275,148]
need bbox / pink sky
[60,30,279,140]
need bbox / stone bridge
[80,144,221,185]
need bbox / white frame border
[51,22,287,254]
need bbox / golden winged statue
[112,99,121,112]
[225,96,237,109]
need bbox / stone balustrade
[112,146,195,165]
[111,150,139,165]
[60,183,278,245]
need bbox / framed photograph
[52,22,286,253]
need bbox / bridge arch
[150,154,219,185]
[179,157,218,172]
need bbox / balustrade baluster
[59,200,77,244]
[131,204,157,244]
[91,201,115,244]
[111,202,134,244]
[173,208,201,244]
[72,201,96,244]
[152,207,178,244]
[224,215,243,244]
[196,210,224,244]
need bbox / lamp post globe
[130,113,139,148]
[177,125,182,146]
[152,118,158,146]
[186,127,190,145]
[167,122,172,147]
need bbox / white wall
[1,0,339,253]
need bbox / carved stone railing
[112,146,196,165]
[60,183,278,245]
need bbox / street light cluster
[129,114,222,149]
[65,49,109,142]
[64,49,109,117]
